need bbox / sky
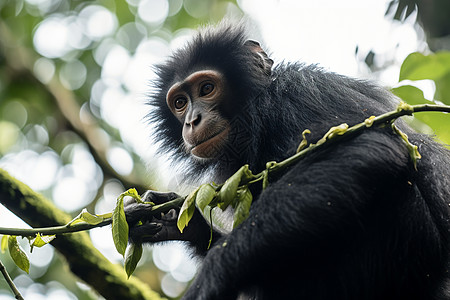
[241,0,421,82]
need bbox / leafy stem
[0,102,448,279]
[0,220,111,237]
[175,102,450,233]
[0,103,448,239]
[269,103,449,174]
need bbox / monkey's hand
[124,190,183,243]
[125,190,221,255]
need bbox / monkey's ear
[244,40,274,76]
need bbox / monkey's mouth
[190,127,229,158]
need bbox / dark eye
[200,83,214,96]
[174,97,187,110]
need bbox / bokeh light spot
[33,57,55,84]
[106,146,134,176]
[33,16,71,58]
[184,0,211,19]
[138,0,169,24]
[59,60,87,90]
[79,5,117,41]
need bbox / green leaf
[124,242,143,279]
[97,212,113,219]
[8,236,30,274]
[71,209,108,226]
[68,209,113,227]
[241,164,255,182]
[399,52,450,82]
[196,184,216,212]
[121,188,145,203]
[218,165,248,210]
[392,85,450,145]
[80,209,110,225]
[112,195,129,256]
[29,233,56,252]
[233,186,253,229]
[177,188,198,233]
[435,72,450,106]
[1,235,8,253]
[392,85,431,105]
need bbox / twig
[269,103,450,174]
[0,258,24,300]
[0,221,110,237]
[0,104,448,237]
[0,168,163,300]
[0,197,185,237]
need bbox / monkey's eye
[174,97,187,110]
[200,83,214,96]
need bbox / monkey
[125,23,450,300]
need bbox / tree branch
[0,259,24,300]
[0,168,163,300]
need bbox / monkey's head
[165,69,231,158]
[150,24,273,170]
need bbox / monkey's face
[166,70,232,159]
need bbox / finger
[161,209,178,221]
[142,190,181,204]
[129,222,163,240]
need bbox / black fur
[127,23,450,300]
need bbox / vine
[0,102,449,285]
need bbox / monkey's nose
[186,114,202,128]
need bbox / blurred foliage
[386,0,450,50]
[393,52,450,145]
[362,0,450,73]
